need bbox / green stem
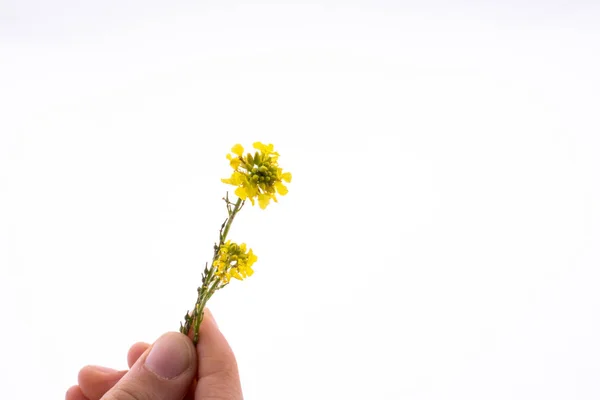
[221,197,243,242]
[180,195,245,345]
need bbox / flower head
[222,142,292,209]
[213,240,257,284]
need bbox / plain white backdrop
[1,1,599,399]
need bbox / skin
[65,309,243,400]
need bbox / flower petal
[229,157,241,169]
[258,193,271,209]
[248,250,258,266]
[235,186,248,199]
[253,142,274,154]
[281,172,292,183]
[275,181,288,195]
[231,144,244,156]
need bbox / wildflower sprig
[180,142,291,344]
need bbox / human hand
[65,309,243,400]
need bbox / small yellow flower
[222,142,292,209]
[213,240,257,284]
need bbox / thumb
[102,332,197,400]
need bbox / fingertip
[144,332,197,380]
[77,365,119,385]
[127,341,150,368]
[78,366,127,400]
[76,366,94,386]
[66,385,89,400]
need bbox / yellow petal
[231,269,242,280]
[235,186,248,199]
[281,172,292,183]
[232,144,244,156]
[253,142,266,151]
[258,193,270,209]
[229,157,241,169]
[275,181,288,195]
[248,250,257,266]
[253,142,274,154]
[246,184,258,198]
[230,171,244,185]
[222,172,241,185]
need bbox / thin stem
[221,197,243,242]
[181,194,245,345]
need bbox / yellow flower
[213,241,257,284]
[222,142,292,209]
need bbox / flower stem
[221,197,243,242]
[180,195,245,345]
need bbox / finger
[195,309,243,400]
[127,342,150,368]
[78,366,127,400]
[101,332,197,400]
[76,343,151,400]
[66,385,90,400]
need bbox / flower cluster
[213,240,257,284]
[222,142,292,209]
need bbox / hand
[65,309,243,400]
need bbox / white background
[1,1,600,399]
